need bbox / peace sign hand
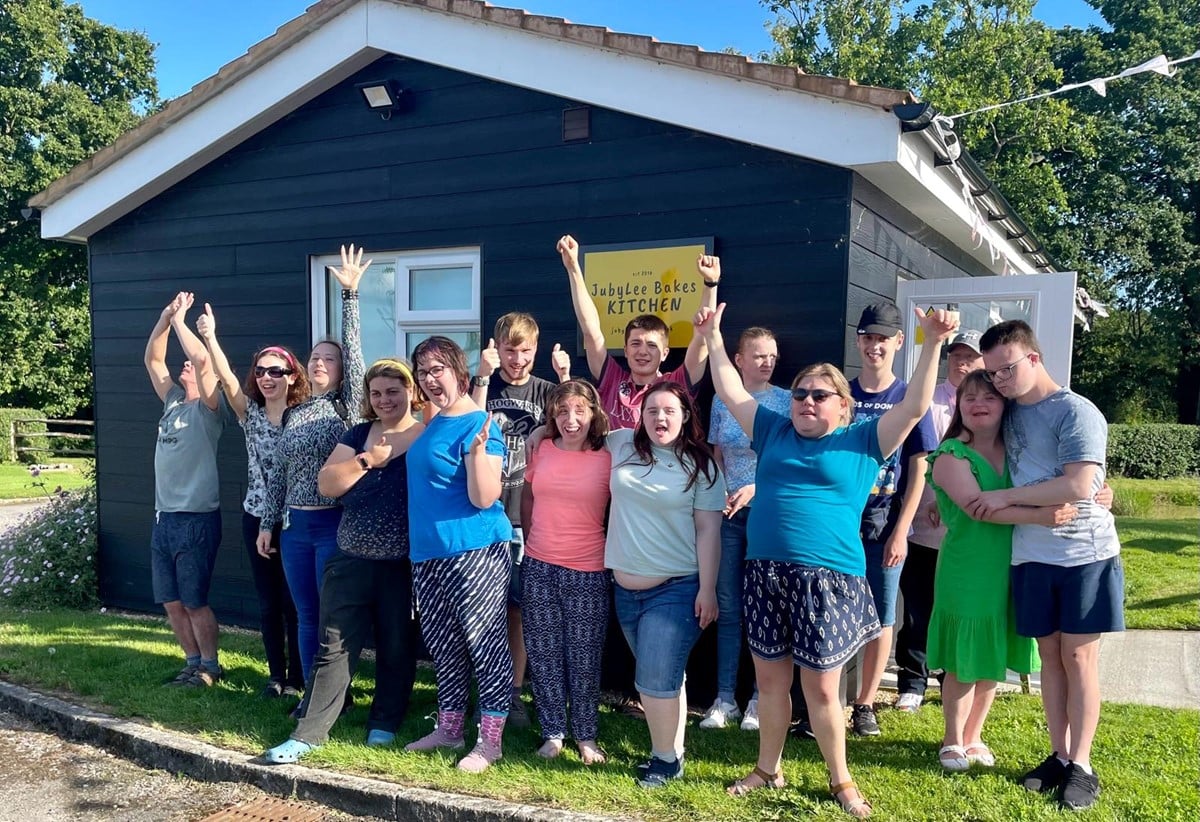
[330,243,372,291]
[470,412,496,455]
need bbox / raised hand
[469,412,495,455]
[697,253,721,283]
[170,292,196,326]
[160,293,184,320]
[195,302,216,341]
[915,305,960,345]
[557,234,580,272]
[693,302,725,340]
[551,342,571,381]
[478,338,499,379]
[330,243,372,291]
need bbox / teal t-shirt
[748,407,884,576]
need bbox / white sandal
[965,742,996,767]
[939,744,970,771]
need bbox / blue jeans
[716,509,749,701]
[614,575,701,698]
[280,507,342,684]
[864,539,904,627]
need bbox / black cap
[856,302,903,337]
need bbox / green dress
[926,439,1039,682]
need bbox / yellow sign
[582,240,712,350]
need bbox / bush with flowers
[0,486,98,609]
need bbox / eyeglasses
[416,364,448,381]
[791,388,837,403]
[254,366,294,378]
[982,353,1032,383]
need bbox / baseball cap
[948,329,982,354]
[856,302,903,337]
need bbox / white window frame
[309,246,481,360]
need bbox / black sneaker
[636,755,684,788]
[1021,752,1068,793]
[260,679,285,699]
[507,692,532,729]
[1058,763,1101,810]
[790,715,816,739]
[850,704,880,737]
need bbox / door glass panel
[410,266,473,310]
[326,262,398,366]
[947,299,1033,337]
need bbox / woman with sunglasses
[197,307,309,698]
[403,336,513,773]
[695,300,958,818]
[256,245,367,688]
[261,358,425,763]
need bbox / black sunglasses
[254,366,294,379]
[791,388,836,403]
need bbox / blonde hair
[791,362,855,426]
[360,358,424,419]
[494,312,539,347]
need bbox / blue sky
[78,0,1107,101]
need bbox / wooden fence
[9,418,95,459]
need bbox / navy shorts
[151,510,222,608]
[863,540,903,627]
[1011,556,1126,637]
[743,560,881,672]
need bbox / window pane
[406,330,481,373]
[327,262,398,366]
[410,266,472,310]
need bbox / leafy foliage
[760,0,1199,422]
[1107,423,1200,479]
[0,486,98,608]
[0,0,158,416]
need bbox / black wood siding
[842,176,992,377]
[89,56,853,629]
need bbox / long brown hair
[544,379,609,451]
[942,370,1004,445]
[627,382,718,492]
[243,345,310,407]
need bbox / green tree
[0,0,157,417]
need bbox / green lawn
[0,607,1196,821]
[1110,478,1199,630]
[0,459,93,500]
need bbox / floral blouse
[259,292,365,531]
[240,400,282,519]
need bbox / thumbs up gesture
[195,302,216,341]
[478,337,500,379]
[551,342,571,382]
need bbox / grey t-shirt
[604,428,726,577]
[1004,388,1120,567]
[154,385,230,513]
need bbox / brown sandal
[727,765,786,797]
[829,780,872,818]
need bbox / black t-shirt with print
[485,375,555,524]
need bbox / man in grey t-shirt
[969,320,1122,811]
[144,292,230,689]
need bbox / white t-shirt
[603,428,725,577]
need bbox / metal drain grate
[198,796,327,821]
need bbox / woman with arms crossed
[697,298,958,818]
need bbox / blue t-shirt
[405,411,513,563]
[849,378,938,542]
[748,407,884,576]
[708,386,792,494]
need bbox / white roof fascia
[39,4,378,241]
[365,0,899,170]
[853,133,1040,275]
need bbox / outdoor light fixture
[893,102,937,132]
[355,79,411,120]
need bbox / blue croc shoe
[262,738,317,764]
[366,729,396,747]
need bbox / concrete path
[1099,630,1200,709]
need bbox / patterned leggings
[521,556,610,741]
[412,542,513,715]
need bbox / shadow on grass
[1129,593,1200,611]
[1119,517,1199,555]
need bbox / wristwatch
[471,375,490,389]
[356,454,371,471]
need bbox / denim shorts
[1012,556,1126,637]
[151,510,222,608]
[863,540,903,626]
[613,575,701,698]
[744,560,881,672]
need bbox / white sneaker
[895,693,923,712]
[739,698,760,731]
[698,698,740,729]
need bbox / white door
[896,272,1078,385]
